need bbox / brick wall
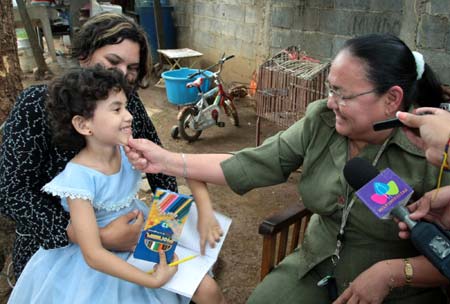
[169,0,450,85]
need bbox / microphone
[344,157,450,279]
[344,157,414,219]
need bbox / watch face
[404,259,413,283]
[429,235,450,259]
[405,262,413,276]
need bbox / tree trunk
[0,1,20,294]
[0,0,23,126]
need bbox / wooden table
[158,48,203,70]
[156,48,203,87]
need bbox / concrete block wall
[272,0,404,63]
[419,0,450,84]
[170,0,267,83]
[169,0,450,85]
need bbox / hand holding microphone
[344,157,450,279]
[398,186,450,239]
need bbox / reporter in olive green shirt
[126,34,450,303]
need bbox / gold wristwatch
[403,258,413,285]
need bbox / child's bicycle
[171,55,239,142]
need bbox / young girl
[8,66,226,304]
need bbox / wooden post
[153,0,164,64]
[16,0,52,80]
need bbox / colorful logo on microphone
[356,168,413,219]
[370,181,399,204]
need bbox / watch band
[403,258,413,285]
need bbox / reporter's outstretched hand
[398,186,450,239]
[397,108,450,167]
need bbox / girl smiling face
[85,88,133,147]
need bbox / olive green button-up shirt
[222,99,448,285]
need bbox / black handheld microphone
[344,157,450,279]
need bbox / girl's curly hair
[46,65,130,151]
[71,12,151,89]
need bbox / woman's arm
[67,209,144,252]
[333,256,449,304]
[126,137,231,185]
[0,86,70,249]
[68,198,177,288]
[186,179,223,254]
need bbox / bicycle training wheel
[170,125,179,139]
[223,99,239,126]
[178,107,202,142]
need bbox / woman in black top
[0,12,177,279]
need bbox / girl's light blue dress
[8,149,190,304]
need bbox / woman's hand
[150,251,178,287]
[398,186,450,239]
[100,209,144,251]
[333,261,391,304]
[125,137,170,174]
[197,212,223,255]
[66,208,144,251]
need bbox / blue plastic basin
[162,68,213,105]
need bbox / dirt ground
[0,63,301,304]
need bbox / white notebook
[128,203,232,298]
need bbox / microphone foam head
[343,157,379,190]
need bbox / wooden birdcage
[255,49,330,145]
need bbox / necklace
[317,135,392,300]
[332,136,391,264]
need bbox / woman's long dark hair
[342,34,444,110]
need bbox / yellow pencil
[147,255,198,274]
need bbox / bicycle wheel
[223,99,239,126]
[178,107,202,142]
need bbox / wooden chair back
[258,202,312,280]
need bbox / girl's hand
[333,261,391,304]
[150,251,178,286]
[198,213,223,255]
